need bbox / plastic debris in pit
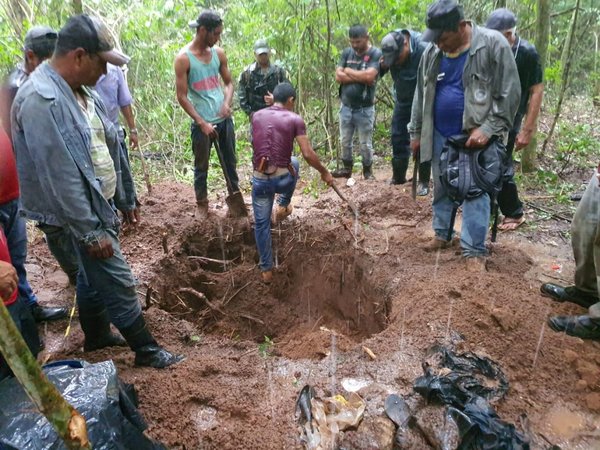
[296,384,366,449]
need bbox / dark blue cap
[422,0,465,43]
[485,8,517,31]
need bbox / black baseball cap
[380,31,405,66]
[485,8,517,31]
[58,15,130,66]
[422,0,464,43]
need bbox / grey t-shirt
[338,46,382,108]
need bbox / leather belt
[253,167,290,179]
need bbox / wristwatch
[129,128,138,134]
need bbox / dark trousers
[191,118,240,203]
[497,117,524,219]
[391,102,431,183]
[0,199,37,307]
[0,298,40,381]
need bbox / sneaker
[417,182,430,196]
[273,204,293,224]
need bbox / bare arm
[120,104,138,149]
[515,83,544,150]
[174,51,216,137]
[217,47,233,118]
[335,67,352,84]
[296,135,333,185]
[342,67,378,86]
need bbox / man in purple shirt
[96,63,139,150]
[251,83,333,283]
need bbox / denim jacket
[11,63,136,245]
[408,23,521,163]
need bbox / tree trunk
[0,302,91,449]
[495,0,506,8]
[73,0,83,14]
[541,0,580,154]
[521,0,550,172]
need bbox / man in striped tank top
[175,10,241,219]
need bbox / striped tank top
[187,47,225,124]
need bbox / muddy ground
[28,169,600,449]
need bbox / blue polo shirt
[434,50,468,137]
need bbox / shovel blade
[226,191,248,217]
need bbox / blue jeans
[75,229,141,329]
[339,104,375,167]
[252,158,300,272]
[190,118,240,203]
[431,129,490,257]
[0,199,37,307]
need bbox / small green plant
[555,123,599,172]
[258,336,274,358]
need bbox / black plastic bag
[449,397,529,450]
[413,345,509,408]
[0,360,165,450]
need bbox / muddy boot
[196,199,209,219]
[363,164,375,180]
[119,314,184,368]
[273,204,293,224]
[332,160,353,178]
[79,306,127,352]
[389,158,408,185]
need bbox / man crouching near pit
[251,83,333,283]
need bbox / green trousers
[572,170,600,318]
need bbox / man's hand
[86,238,114,259]
[321,170,334,186]
[129,131,139,149]
[515,128,534,150]
[410,139,421,158]
[0,261,17,301]
[121,207,141,227]
[218,102,232,119]
[198,121,217,138]
[264,92,274,106]
[466,128,490,149]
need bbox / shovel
[212,135,248,217]
[331,182,359,216]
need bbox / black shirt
[338,46,382,108]
[513,37,543,117]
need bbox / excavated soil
[26,175,600,449]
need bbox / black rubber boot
[332,159,353,178]
[119,314,184,368]
[79,306,127,352]
[363,164,375,180]
[389,159,406,184]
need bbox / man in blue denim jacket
[11,15,183,368]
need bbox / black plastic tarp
[0,360,165,450]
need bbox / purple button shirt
[95,63,133,130]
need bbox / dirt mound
[28,179,600,449]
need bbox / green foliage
[0,0,598,195]
[258,335,274,358]
[555,123,599,169]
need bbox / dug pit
[150,219,390,360]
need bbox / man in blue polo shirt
[408,0,520,271]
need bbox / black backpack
[439,134,508,242]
